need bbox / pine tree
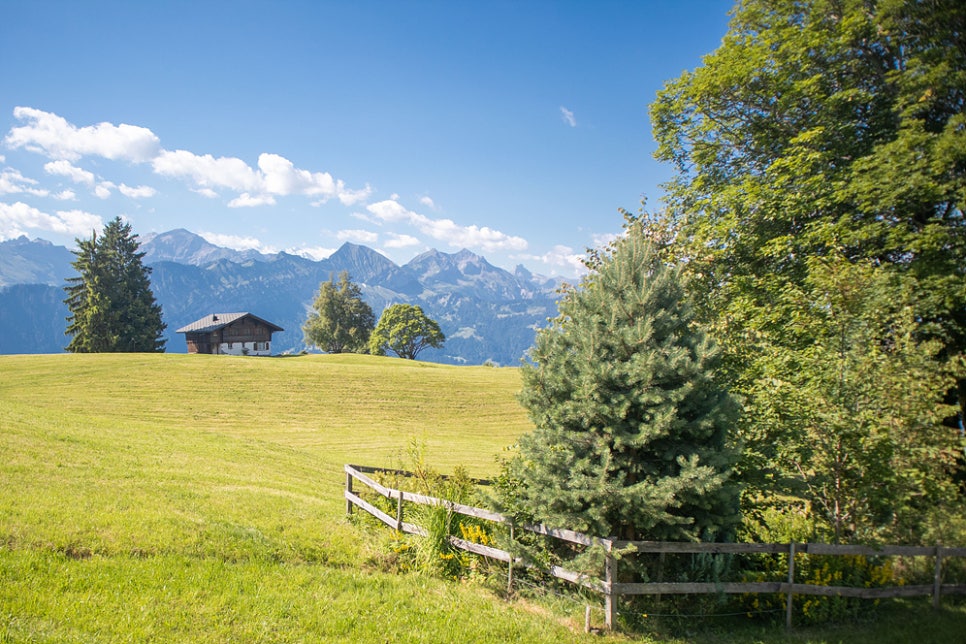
[64,217,166,353]
[505,217,739,542]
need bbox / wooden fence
[344,463,966,630]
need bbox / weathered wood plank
[344,490,396,529]
[613,581,783,595]
[787,583,934,599]
[448,536,513,563]
[346,463,491,485]
[524,523,603,547]
[344,465,395,498]
[445,500,507,524]
[801,543,934,557]
[398,521,429,537]
[615,541,789,554]
[392,489,508,523]
[548,565,606,592]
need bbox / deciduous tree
[649,0,965,542]
[369,304,445,360]
[303,271,374,354]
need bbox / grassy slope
[1,353,600,643]
[1,354,963,643]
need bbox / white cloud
[193,187,219,199]
[53,189,77,200]
[523,245,587,276]
[94,182,113,199]
[7,108,373,212]
[289,246,335,261]
[367,199,411,223]
[591,232,620,248]
[197,231,277,253]
[336,184,372,206]
[228,192,276,208]
[419,195,436,209]
[560,106,577,128]
[336,229,379,244]
[0,168,48,197]
[56,209,105,236]
[0,201,102,240]
[6,106,160,162]
[44,160,95,185]
[152,148,370,207]
[422,217,528,252]
[152,149,262,192]
[258,153,333,197]
[384,233,421,249]
[118,183,157,199]
[366,198,528,253]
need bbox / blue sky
[1,0,732,277]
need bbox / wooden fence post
[933,545,943,609]
[786,541,796,630]
[345,469,353,516]
[396,493,404,531]
[604,539,617,630]
[507,523,515,595]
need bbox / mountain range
[0,230,566,365]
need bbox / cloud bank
[366,199,527,253]
[2,107,568,272]
[0,201,102,240]
[5,107,372,209]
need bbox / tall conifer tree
[506,217,739,542]
[64,217,166,353]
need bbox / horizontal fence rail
[344,464,966,630]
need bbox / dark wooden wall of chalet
[222,320,273,343]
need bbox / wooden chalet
[176,312,283,356]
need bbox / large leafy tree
[303,271,375,354]
[505,218,740,542]
[64,217,166,353]
[742,255,959,543]
[369,304,445,360]
[650,0,965,542]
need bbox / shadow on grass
[616,598,966,644]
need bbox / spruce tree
[506,217,739,542]
[64,217,166,353]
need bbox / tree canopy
[302,271,374,354]
[369,304,445,360]
[505,219,740,542]
[64,217,166,353]
[650,0,965,543]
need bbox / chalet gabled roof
[175,312,284,334]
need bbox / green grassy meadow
[1,353,963,643]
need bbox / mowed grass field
[2,353,964,643]
[1,352,608,643]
